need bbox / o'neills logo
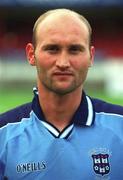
[16,161,46,173]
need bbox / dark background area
[0,1,123,59]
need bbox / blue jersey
[0,89,123,180]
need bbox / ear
[89,46,95,67]
[26,43,36,66]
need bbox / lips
[53,71,73,76]
[52,72,74,81]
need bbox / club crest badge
[92,153,110,176]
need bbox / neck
[37,83,83,131]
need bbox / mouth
[52,72,74,81]
[53,71,74,76]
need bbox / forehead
[36,13,89,43]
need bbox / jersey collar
[32,88,95,127]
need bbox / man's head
[26,8,95,95]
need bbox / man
[0,9,123,180]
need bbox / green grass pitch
[0,88,33,114]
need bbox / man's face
[27,14,94,95]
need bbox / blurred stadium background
[0,0,123,113]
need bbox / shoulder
[91,97,123,116]
[90,97,123,140]
[0,102,32,128]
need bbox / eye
[69,45,85,54]
[43,45,60,54]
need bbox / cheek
[36,50,57,67]
[71,56,90,70]
[35,54,51,69]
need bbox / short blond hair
[32,8,92,47]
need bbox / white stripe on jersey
[41,120,74,138]
[86,96,93,126]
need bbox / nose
[55,51,70,70]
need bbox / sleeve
[0,128,7,178]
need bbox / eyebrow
[68,44,85,50]
[42,44,60,50]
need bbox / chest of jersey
[4,121,123,180]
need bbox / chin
[52,86,78,96]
